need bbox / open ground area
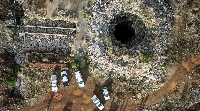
[0,0,200,110]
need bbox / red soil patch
[169,82,177,92]
[191,55,200,65]
[182,61,190,71]
[135,99,142,104]
[73,100,76,103]
[83,94,92,104]
[53,93,63,101]
[73,89,82,95]
[30,63,66,69]
[81,107,84,111]
[144,54,200,108]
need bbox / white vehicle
[103,87,110,100]
[91,95,104,110]
[51,75,58,92]
[75,71,85,87]
[61,71,69,87]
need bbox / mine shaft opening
[114,21,135,44]
[109,13,146,49]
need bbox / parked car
[75,71,85,87]
[91,95,104,110]
[61,71,69,87]
[51,75,58,92]
[103,87,110,100]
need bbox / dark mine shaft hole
[114,21,135,44]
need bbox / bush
[3,75,16,90]
[84,54,91,67]
[71,60,80,70]
[139,82,145,87]
[3,66,20,90]
[141,53,153,63]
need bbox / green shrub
[161,64,167,69]
[139,82,145,87]
[3,66,20,90]
[84,54,91,67]
[141,53,153,63]
[14,66,19,73]
[3,75,16,90]
[71,60,80,70]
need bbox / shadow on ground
[63,102,73,111]
[93,77,115,111]
[53,65,62,86]
[110,97,120,111]
[78,67,89,85]
[46,92,54,110]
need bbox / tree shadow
[46,92,54,110]
[63,102,73,111]
[13,1,24,25]
[93,85,105,104]
[0,51,24,109]
[109,98,120,111]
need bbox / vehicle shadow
[93,76,114,111]
[78,67,89,86]
[53,65,61,86]
[65,62,73,84]
[63,102,73,111]
[93,85,105,104]
[102,77,113,97]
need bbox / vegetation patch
[141,53,153,63]
[71,59,80,70]
[3,66,19,90]
[84,54,91,67]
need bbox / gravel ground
[79,0,174,98]
[12,18,76,65]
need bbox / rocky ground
[0,0,199,110]
[82,0,174,100]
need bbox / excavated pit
[109,13,146,49]
[114,21,136,44]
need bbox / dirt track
[19,54,199,111]
[19,66,121,111]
